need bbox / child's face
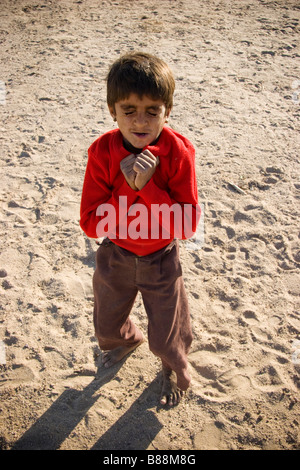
[109,93,171,149]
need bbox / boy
[80,52,200,406]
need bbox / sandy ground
[0,0,299,451]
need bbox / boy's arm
[137,148,200,240]
[133,150,160,191]
[120,154,138,190]
[80,151,138,239]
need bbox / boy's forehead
[117,93,165,108]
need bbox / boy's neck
[122,133,161,154]
[122,139,143,155]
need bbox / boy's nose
[134,113,148,126]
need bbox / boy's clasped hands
[120,150,159,191]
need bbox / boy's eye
[124,112,157,117]
[123,110,159,117]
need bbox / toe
[160,395,167,405]
[101,352,112,367]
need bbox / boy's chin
[128,137,152,150]
[131,134,151,144]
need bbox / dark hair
[106,52,175,111]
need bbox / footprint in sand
[252,364,284,390]
[242,309,259,324]
[193,421,227,450]
[0,364,35,390]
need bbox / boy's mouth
[133,132,148,137]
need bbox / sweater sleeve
[80,149,138,239]
[137,143,200,240]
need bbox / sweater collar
[122,133,162,155]
[111,127,170,161]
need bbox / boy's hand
[133,150,159,191]
[120,154,138,190]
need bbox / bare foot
[101,339,144,368]
[160,366,186,406]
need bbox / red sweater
[80,126,200,256]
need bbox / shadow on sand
[11,361,163,450]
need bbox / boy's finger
[120,155,136,171]
[141,148,154,157]
[135,153,159,166]
[133,160,148,172]
[142,149,159,163]
[139,150,157,161]
[120,154,135,165]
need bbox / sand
[0,0,299,451]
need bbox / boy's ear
[165,108,171,121]
[108,105,116,121]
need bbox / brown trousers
[93,238,193,388]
